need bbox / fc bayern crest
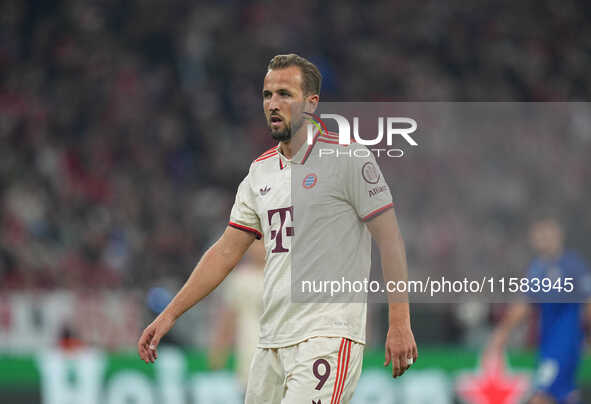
[302,173,318,189]
[361,162,380,184]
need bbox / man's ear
[305,94,319,114]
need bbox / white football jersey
[229,131,393,348]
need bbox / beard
[269,115,304,142]
[270,123,292,142]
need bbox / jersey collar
[277,129,321,167]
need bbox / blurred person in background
[145,286,182,346]
[209,240,265,393]
[487,217,591,404]
[58,324,84,351]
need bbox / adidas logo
[260,185,271,196]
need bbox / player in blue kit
[487,218,591,404]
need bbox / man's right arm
[138,225,256,363]
[486,302,531,356]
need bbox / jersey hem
[257,333,366,349]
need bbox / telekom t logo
[268,206,294,253]
[306,113,418,146]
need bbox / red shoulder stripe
[322,130,339,139]
[319,131,355,144]
[255,152,278,162]
[318,138,339,144]
[256,145,279,160]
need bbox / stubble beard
[270,122,292,142]
[269,115,304,142]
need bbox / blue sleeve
[527,260,543,280]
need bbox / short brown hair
[267,54,322,96]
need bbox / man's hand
[138,312,176,363]
[384,323,418,378]
[136,226,255,364]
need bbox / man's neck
[279,127,307,160]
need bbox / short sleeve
[345,146,393,221]
[526,261,542,281]
[229,174,262,239]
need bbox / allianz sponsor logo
[368,185,388,198]
[305,112,418,158]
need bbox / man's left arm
[366,206,418,378]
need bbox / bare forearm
[493,303,531,346]
[163,234,248,320]
[366,208,411,326]
[367,208,417,377]
[379,243,410,326]
[378,221,410,325]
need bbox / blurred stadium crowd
[1,1,591,345]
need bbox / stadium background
[1,0,591,403]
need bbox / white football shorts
[245,337,363,404]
